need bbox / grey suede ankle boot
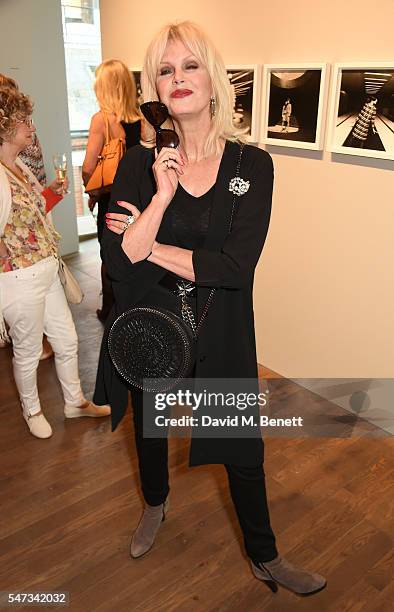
[130,499,169,559]
[251,556,326,595]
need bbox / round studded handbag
[107,292,212,392]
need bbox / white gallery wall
[0,0,79,256]
[100,0,394,378]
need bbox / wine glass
[53,153,70,194]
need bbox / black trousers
[131,390,278,563]
[97,193,114,316]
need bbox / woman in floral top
[0,74,50,356]
[0,87,110,438]
[0,168,61,273]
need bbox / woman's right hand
[152,146,185,208]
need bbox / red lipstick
[170,89,193,98]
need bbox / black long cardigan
[93,140,273,467]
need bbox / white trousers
[0,256,85,416]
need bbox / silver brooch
[176,280,195,297]
[228,177,250,196]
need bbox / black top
[170,183,214,250]
[158,183,215,307]
[121,119,141,150]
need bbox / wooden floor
[0,240,393,612]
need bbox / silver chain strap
[178,285,216,339]
[180,294,197,336]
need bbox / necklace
[0,160,30,186]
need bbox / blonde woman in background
[82,59,142,322]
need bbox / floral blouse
[1,169,60,273]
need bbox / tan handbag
[58,257,84,305]
[85,113,125,197]
[29,198,84,305]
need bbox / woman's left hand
[106,200,141,234]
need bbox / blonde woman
[96,22,326,596]
[82,59,141,322]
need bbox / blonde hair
[141,21,244,156]
[94,59,141,123]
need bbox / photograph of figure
[226,66,260,142]
[329,66,394,159]
[281,97,292,133]
[261,65,328,150]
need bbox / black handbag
[108,143,246,392]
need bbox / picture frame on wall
[260,63,329,150]
[327,63,394,160]
[226,65,261,142]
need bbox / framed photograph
[226,65,261,142]
[261,63,329,150]
[327,63,394,160]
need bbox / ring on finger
[124,214,135,227]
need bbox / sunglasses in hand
[140,101,180,153]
